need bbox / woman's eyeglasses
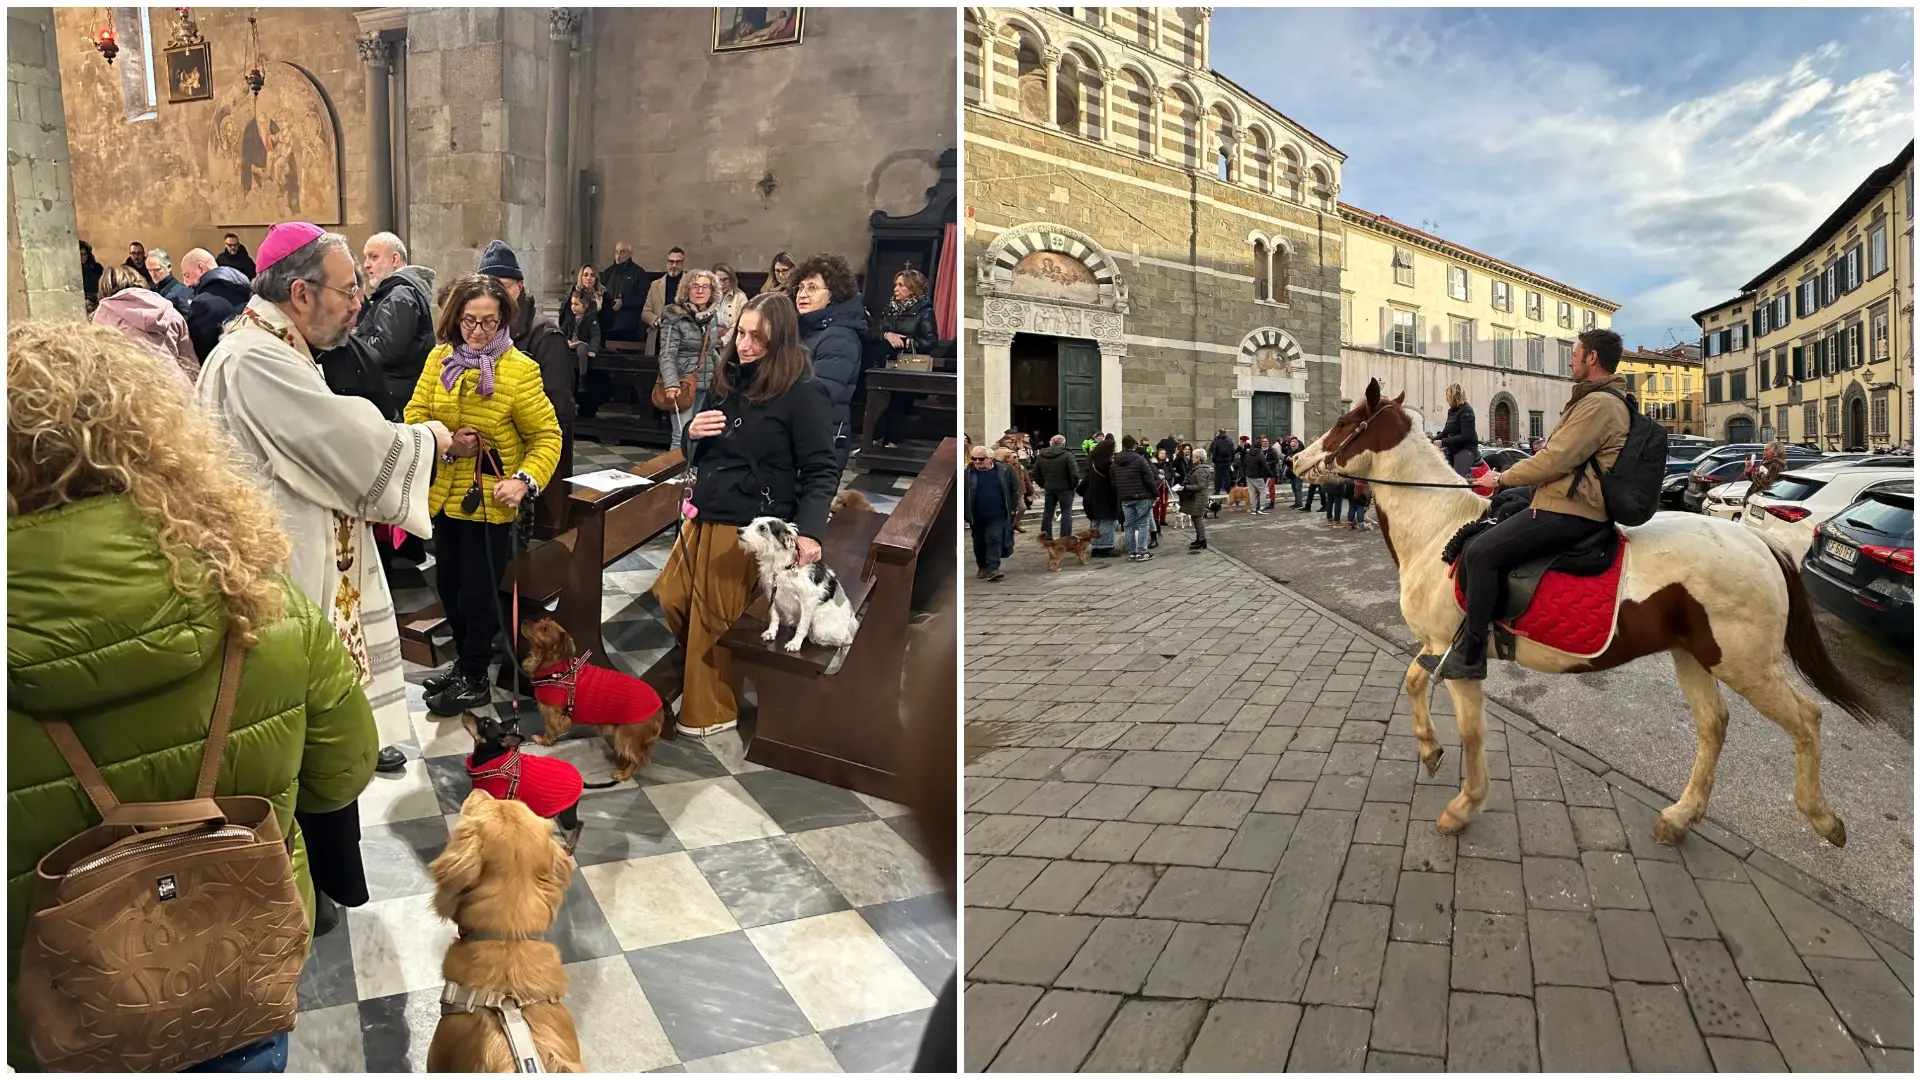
[460,316,501,333]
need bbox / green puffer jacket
[7,494,378,1068]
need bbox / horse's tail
[1767,542,1882,728]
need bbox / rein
[1323,396,1481,491]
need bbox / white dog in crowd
[738,516,860,652]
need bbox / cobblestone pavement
[962,540,1914,1072]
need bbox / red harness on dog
[466,747,584,819]
[529,651,664,726]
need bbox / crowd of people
[964,423,1378,577]
[21,223,958,1072]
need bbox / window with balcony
[1392,248,1415,287]
[1449,318,1475,363]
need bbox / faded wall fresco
[209,61,341,225]
[1006,251,1098,304]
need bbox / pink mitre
[257,222,324,272]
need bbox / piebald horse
[1292,379,1881,847]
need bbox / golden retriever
[1227,485,1250,511]
[427,790,583,1073]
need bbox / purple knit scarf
[443,325,511,396]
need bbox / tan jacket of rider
[1496,372,1632,522]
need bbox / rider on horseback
[1434,328,1631,680]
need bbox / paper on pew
[566,468,654,492]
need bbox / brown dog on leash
[519,618,665,783]
[1038,528,1099,571]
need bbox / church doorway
[1010,334,1101,449]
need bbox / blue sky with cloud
[1212,6,1915,348]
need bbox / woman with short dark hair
[653,293,838,738]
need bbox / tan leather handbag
[16,632,310,1072]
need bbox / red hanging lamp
[244,14,265,95]
[91,9,119,64]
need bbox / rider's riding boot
[1434,633,1488,681]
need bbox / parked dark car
[1683,443,1823,512]
[1801,484,1913,646]
[1480,447,1531,472]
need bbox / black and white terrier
[738,516,860,653]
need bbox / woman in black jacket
[560,286,603,410]
[1437,383,1479,477]
[1081,434,1121,558]
[653,293,837,738]
[791,253,867,476]
[873,269,940,448]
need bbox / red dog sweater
[529,651,664,726]
[466,747,584,819]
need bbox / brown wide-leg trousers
[651,519,757,731]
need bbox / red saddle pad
[1452,533,1628,657]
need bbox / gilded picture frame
[713,8,803,53]
[165,42,212,104]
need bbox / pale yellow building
[1618,346,1706,435]
[1748,141,1912,451]
[1694,293,1760,442]
[1337,204,1620,447]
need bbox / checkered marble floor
[289,439,949,1072]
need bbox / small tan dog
[1227,485,1250,511]
[831,488,874,515]
[1037,528,1099,571]
[427,790,583,1073]
[520,617,663,782]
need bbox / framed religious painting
[165,42,212,103]
[712,8,803,53]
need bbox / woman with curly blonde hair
[7,323,380,1068]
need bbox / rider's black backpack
[1570,385,1668,526]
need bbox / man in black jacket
[479,241,578,531]
[1113,435,1160,560]
[351,232,438,420]
[1246,435,1278,514]
[1209,430,1235,494]
[185,265,252,365]
[1029,434,1082,539]
[600,242,648,344]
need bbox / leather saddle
[1492,526,1620,623]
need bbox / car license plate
[1824,539,1857,565]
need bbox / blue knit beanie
[477,240,522,280]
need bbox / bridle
[1321,396,1479,491]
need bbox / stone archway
[1234,326,1309,439]
[976,222,1130,437]
[1489,391,1519,446]
[1842,382,1868,450]
[1725,414,1756,444]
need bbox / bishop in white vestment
[197,224,449,755]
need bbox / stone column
[1097,67,1115,142]
[7,8,85,320]
[1146,87,1163,161]
[978,330,1015,438]
[978,20,998,111]
[1043,46,1061,128]
[391,43,410,245]
[1099,342,1128,435]
[542,8,579,308]
[358,34,395,235]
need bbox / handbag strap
[38,629,246,819]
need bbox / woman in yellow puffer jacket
[404,273,563,715]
